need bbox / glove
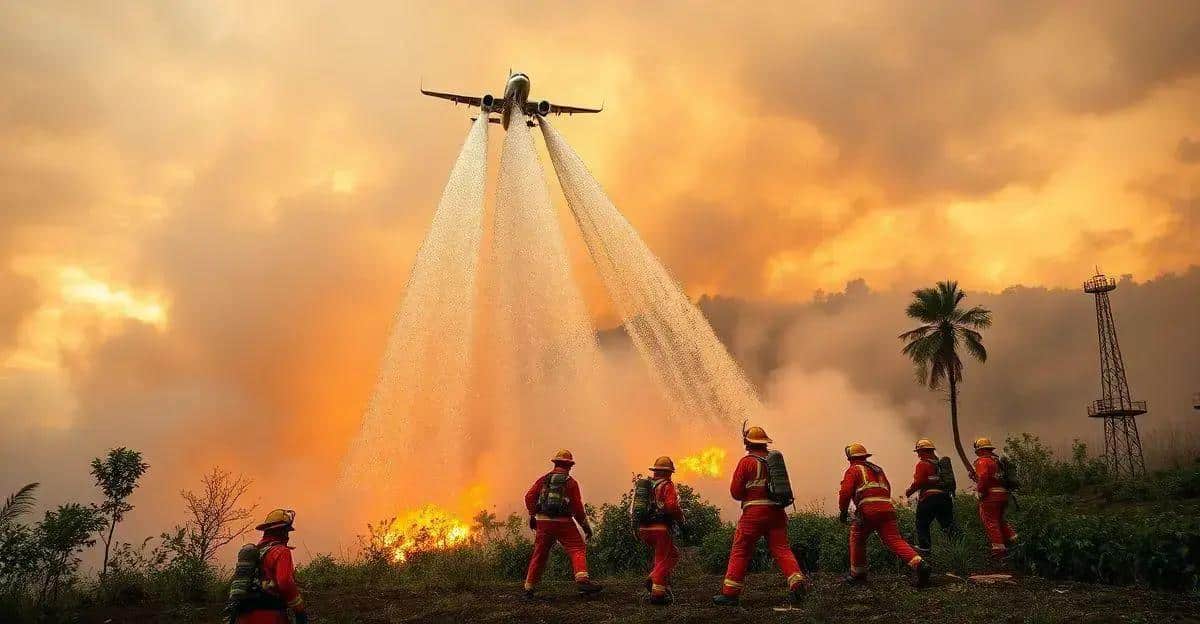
[528,516,537,531]
[294,612,309,624]
[582,524,594,541]
[838,509,849,524]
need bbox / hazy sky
[1,1,1198,552]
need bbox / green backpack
[935,456,957,494]
[997,455,1021,490]
[631,477,662,524]
[537,472,572,516]
[226,543,284,615]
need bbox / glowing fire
[676,446,727,478]
[380,504,473,563]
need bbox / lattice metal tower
[1083,273,1147,477]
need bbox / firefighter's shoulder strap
[855,462,889,493]
[747,454,768,488]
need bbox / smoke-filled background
[2,1,1199,561]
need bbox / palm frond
[898,324,935,341]
[958,305,993,328]
[0,482,39,527]
[960,328,988,362]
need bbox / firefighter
[638,456,685,605]
[235,509,307,624]
[972,437,1017,561]
[838,443,931,587]
[713,426,808,607]
[904,438,958,556]
[523,449,603,598]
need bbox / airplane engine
[481,94,496,111]
[536,100,551,116]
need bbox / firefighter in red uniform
[236,509,307,624]
[904,438,957,556]
[838,443,931,587]
[971,437,1017,561]
[638,456,685,605]
[523,449,603,598]
[713,426,808,606]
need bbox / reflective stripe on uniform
[921,489,945,495]
[990,543,1007,551]
[638,524,669,531]
[741,499,779,508]
[651,583,667,592]
[723,578,744,588]
[988,487,1008,494]
[907,555,923,568]
[524,581,534,590]
[859,496,892,504]
[850,565,868,574]
[287,596,304,609]
[787,572,806,586]
[574,571,590,580]
[534,515,573,521]
[745,479,768,488]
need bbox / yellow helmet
[973,437,996,451]
[551,449,576,465]
[255,508,296,532]
[743,426,773,445]
[649,456,676,473]
[914,438,936,452]
[845,442,871,459]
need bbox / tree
[36,503,106,604]
[899,280,992,477]
[0,483,41,596]
[166,467,256,565]
[90,447,149,578]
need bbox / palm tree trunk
[948,376,975,479]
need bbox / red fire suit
[973,452,1017,557]
[236,539,305,624]
[838,460,924,578]
[719,450,806,597]
[637,476,683,598]
[523,466,592,589]
[904,453,946,502]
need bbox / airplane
[420,70,603,129]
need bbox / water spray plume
[677,446,727,478]
[379,504,473,563]
[341,115,489,500]
[539,117,761,425]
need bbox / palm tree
[0,482,39,528]
[899,281,992,477]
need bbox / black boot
[911,560,932,588]
[577,580,604,596]
[647,592,672,606]
[843,572,868,585]
[712,593,739,606]
[522,587,538,600]
[787,581,807,605]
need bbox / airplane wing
[524,101,604,116]
[420,87,483,108]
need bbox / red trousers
[237,610,289,624]
[721,505,805,596]
[524,518,590,589]
[638,525,679,597]
[849,504,922,576]
[978,494,1017,556]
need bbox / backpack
[537,472,572,516]
[630,477,662,524]
[226,543,284,614]
[753,451,795,507]
[996,455,1021,490]
[936,456,957,494]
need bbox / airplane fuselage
[500,73,531,129]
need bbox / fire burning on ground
[379,504,473,563]
[676,446,727,478]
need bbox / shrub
[1003,433,1108,495]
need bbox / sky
[1,1,1198,558]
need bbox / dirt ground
[85,572,1200,624]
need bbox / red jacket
[905,453,944,499]
[729,449,775,507]
[524,466,588,525]
[838,460,894,514]
[973,453,1006,496]
[650,477,684,524]
[256,539,304,611]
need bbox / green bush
[1003,433,1108,495]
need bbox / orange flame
[676,446,726,478]
[380,504,473,563]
